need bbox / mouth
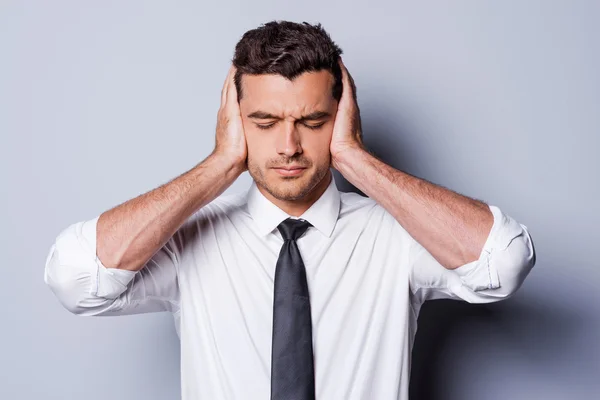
[272,165,307,176]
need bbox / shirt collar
[246,173,341,238]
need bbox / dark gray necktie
[270,217,315,400]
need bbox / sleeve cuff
[81,216,137,299]
[453,204,524,292]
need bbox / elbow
[44,258,122,316]
[44,224,126,316]
[490,225,537,300]
[44,243,95,315]
[45,273,91,316]
[456,225,537,304]
[452,211,537,304]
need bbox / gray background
[1,1,598,399]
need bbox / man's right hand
[213,65,248,173]
[85,66,249,278]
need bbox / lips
[272,165,307,176]
[274,166,306,170]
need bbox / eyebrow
[247,110,331,121]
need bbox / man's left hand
[330,58,365,169]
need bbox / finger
[225,65,240,111]
[339,58,363,136]
[338,58,357,105]
[220,65,235,107]
[343,60,358,102]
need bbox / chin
[261,169,319,201]
[266,175,312,201]
[249,159,329,201]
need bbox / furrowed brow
[246,110,331,120]
[298,111,331,121]
[247,111,280,119]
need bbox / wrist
[207,151,247,179]
[332,142,365,170]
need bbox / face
[239,70,338,202]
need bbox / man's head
[232,21,343,203]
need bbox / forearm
[334,146,493,270]
[97,152,244,271]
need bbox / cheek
[245,130,268,155]
[304,129,333,156]
[245,135,276,173]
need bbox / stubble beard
[248,158,330,202]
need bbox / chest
[178,221,412,342]
[177,223,415,398]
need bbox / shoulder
[339,189,412,235]
[179,190,247,233]
[339,190,388,219]
[203,191,247,215]
[339,190,376,211]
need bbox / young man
[44,20,536,400]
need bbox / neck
[260,170,332,217]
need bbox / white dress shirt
[44,174,536,400]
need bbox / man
[44,20,536,400]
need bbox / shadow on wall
[408,297,587,400]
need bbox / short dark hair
[232,20,343,102]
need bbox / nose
[276,121,302,157]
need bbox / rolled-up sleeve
[44,215,180,316]
[409,204,536,305]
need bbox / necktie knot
[277,218,312,241]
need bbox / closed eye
[255,121,327,130]
[302,122,326,130]
[255,123,276,130]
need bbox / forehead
[239,70,336,116]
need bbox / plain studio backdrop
[1,1,598,399]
